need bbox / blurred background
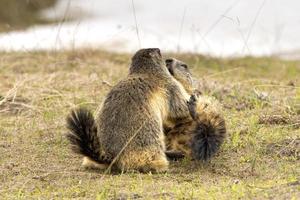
[0,0,299,58]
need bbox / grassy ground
[0,50,299,199]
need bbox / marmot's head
[130,48,166,74]
[165,58,194,94]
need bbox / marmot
[164,58,226,161]
[66,48,191,172]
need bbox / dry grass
[0,50,299,199]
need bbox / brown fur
[164,58,226,160]
[94,49,191,172]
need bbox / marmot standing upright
[67,48,192,172]
[164,58,226,161]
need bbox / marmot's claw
[188,93,198,105]
[188,94,198,120]
[190,94,197,102]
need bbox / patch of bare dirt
[195,79,264,111]
[0,95,30,115]
[114,193,143,200]
[259,114,300,128]
[195,79,232,100]
[223,96,256,111]
[266,138,300,159]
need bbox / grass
[0,50,299,199]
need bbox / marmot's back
[97,75,164,159]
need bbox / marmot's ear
[149,52,155,57]
[149,48,161,57]
[165,58,175,75]
[165,58,173,64]
[153,48,161,55]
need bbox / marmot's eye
[181,64,188,69]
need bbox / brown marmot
[164,58,226,161]
[66,48,192,172]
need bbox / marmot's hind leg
[165,123,193,159]
[82,157,109,169]
[117,149,169,173]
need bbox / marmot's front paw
[187,93,198,120]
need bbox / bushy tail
[188,94,226,161]
[66,107,109,165]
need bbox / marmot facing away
[67,48,191,172]
[164,58,226,161]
